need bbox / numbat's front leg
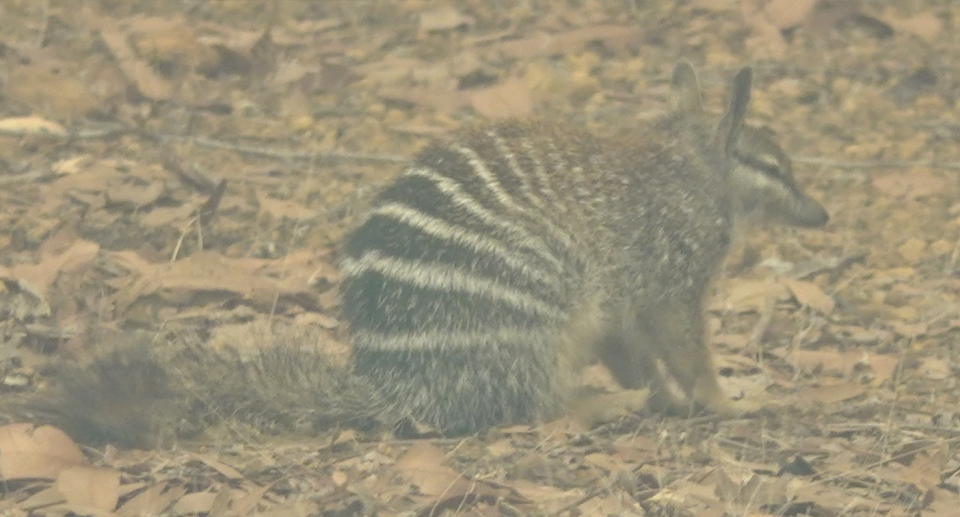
[654,297,742,416]
[599,328,688,414]
[608,296,763,417]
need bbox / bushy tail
[4,324,389,449]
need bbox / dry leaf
[713,279,789,313]
[0,424,85,481]
[508,480,581,512]
[486,439,516,458]
[872,453,940,493]
[917,357,950,380]
[794,482,874,513]
[783,278,836,313]
[171,491,219,516]
[53,155,93,175]
[691,0,739,11]
[786,348,898,385]
[380,85,470,115]
[117,482,184,517]
[105,179,166,208]
[713,471,791,506]
[100,27,174,101]
[130,16,219,70]
[189,453,244,480]
[0,116,68,137]
[495,25,639,58]
[924,488,960,517]
[334,429,358,445]
[470,77,533,119]
[872,170,947,200]
[229,483,272,516]
[897,237,927,264]
[109,250,318,316]
[865,353,900,385]
[763,0,819,29]
[419,5,474,32]
[56,466,121,512]
[887,11,942,43]
[257,193,316,220]
[787,348,842,373]
[795,382,867,407]
[12,487,67,510]
[6,64,101,119]
[8,240,99,306]
[742,0,789,59]
[583,452,626,474]
[579,494,633,516]
[395,442,465,497]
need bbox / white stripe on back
[401,166,565,272]
[351,326,551,351]
[369,202,555,284]
[341,251,565,320]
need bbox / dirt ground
[1,1,959,515]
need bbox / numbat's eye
[736,152,782,177]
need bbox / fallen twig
[0,123,410,165]
[154,133,409,164]
[795,157,960,170]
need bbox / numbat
[5,62,829,448]
[341,61,828,435]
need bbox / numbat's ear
[716,67,753,156]
[671,60,703,115]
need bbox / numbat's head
[671,61,829,229]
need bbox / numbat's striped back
[340,62,828,435]
[341,122,598,434]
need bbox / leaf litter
[0,0,959,515]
